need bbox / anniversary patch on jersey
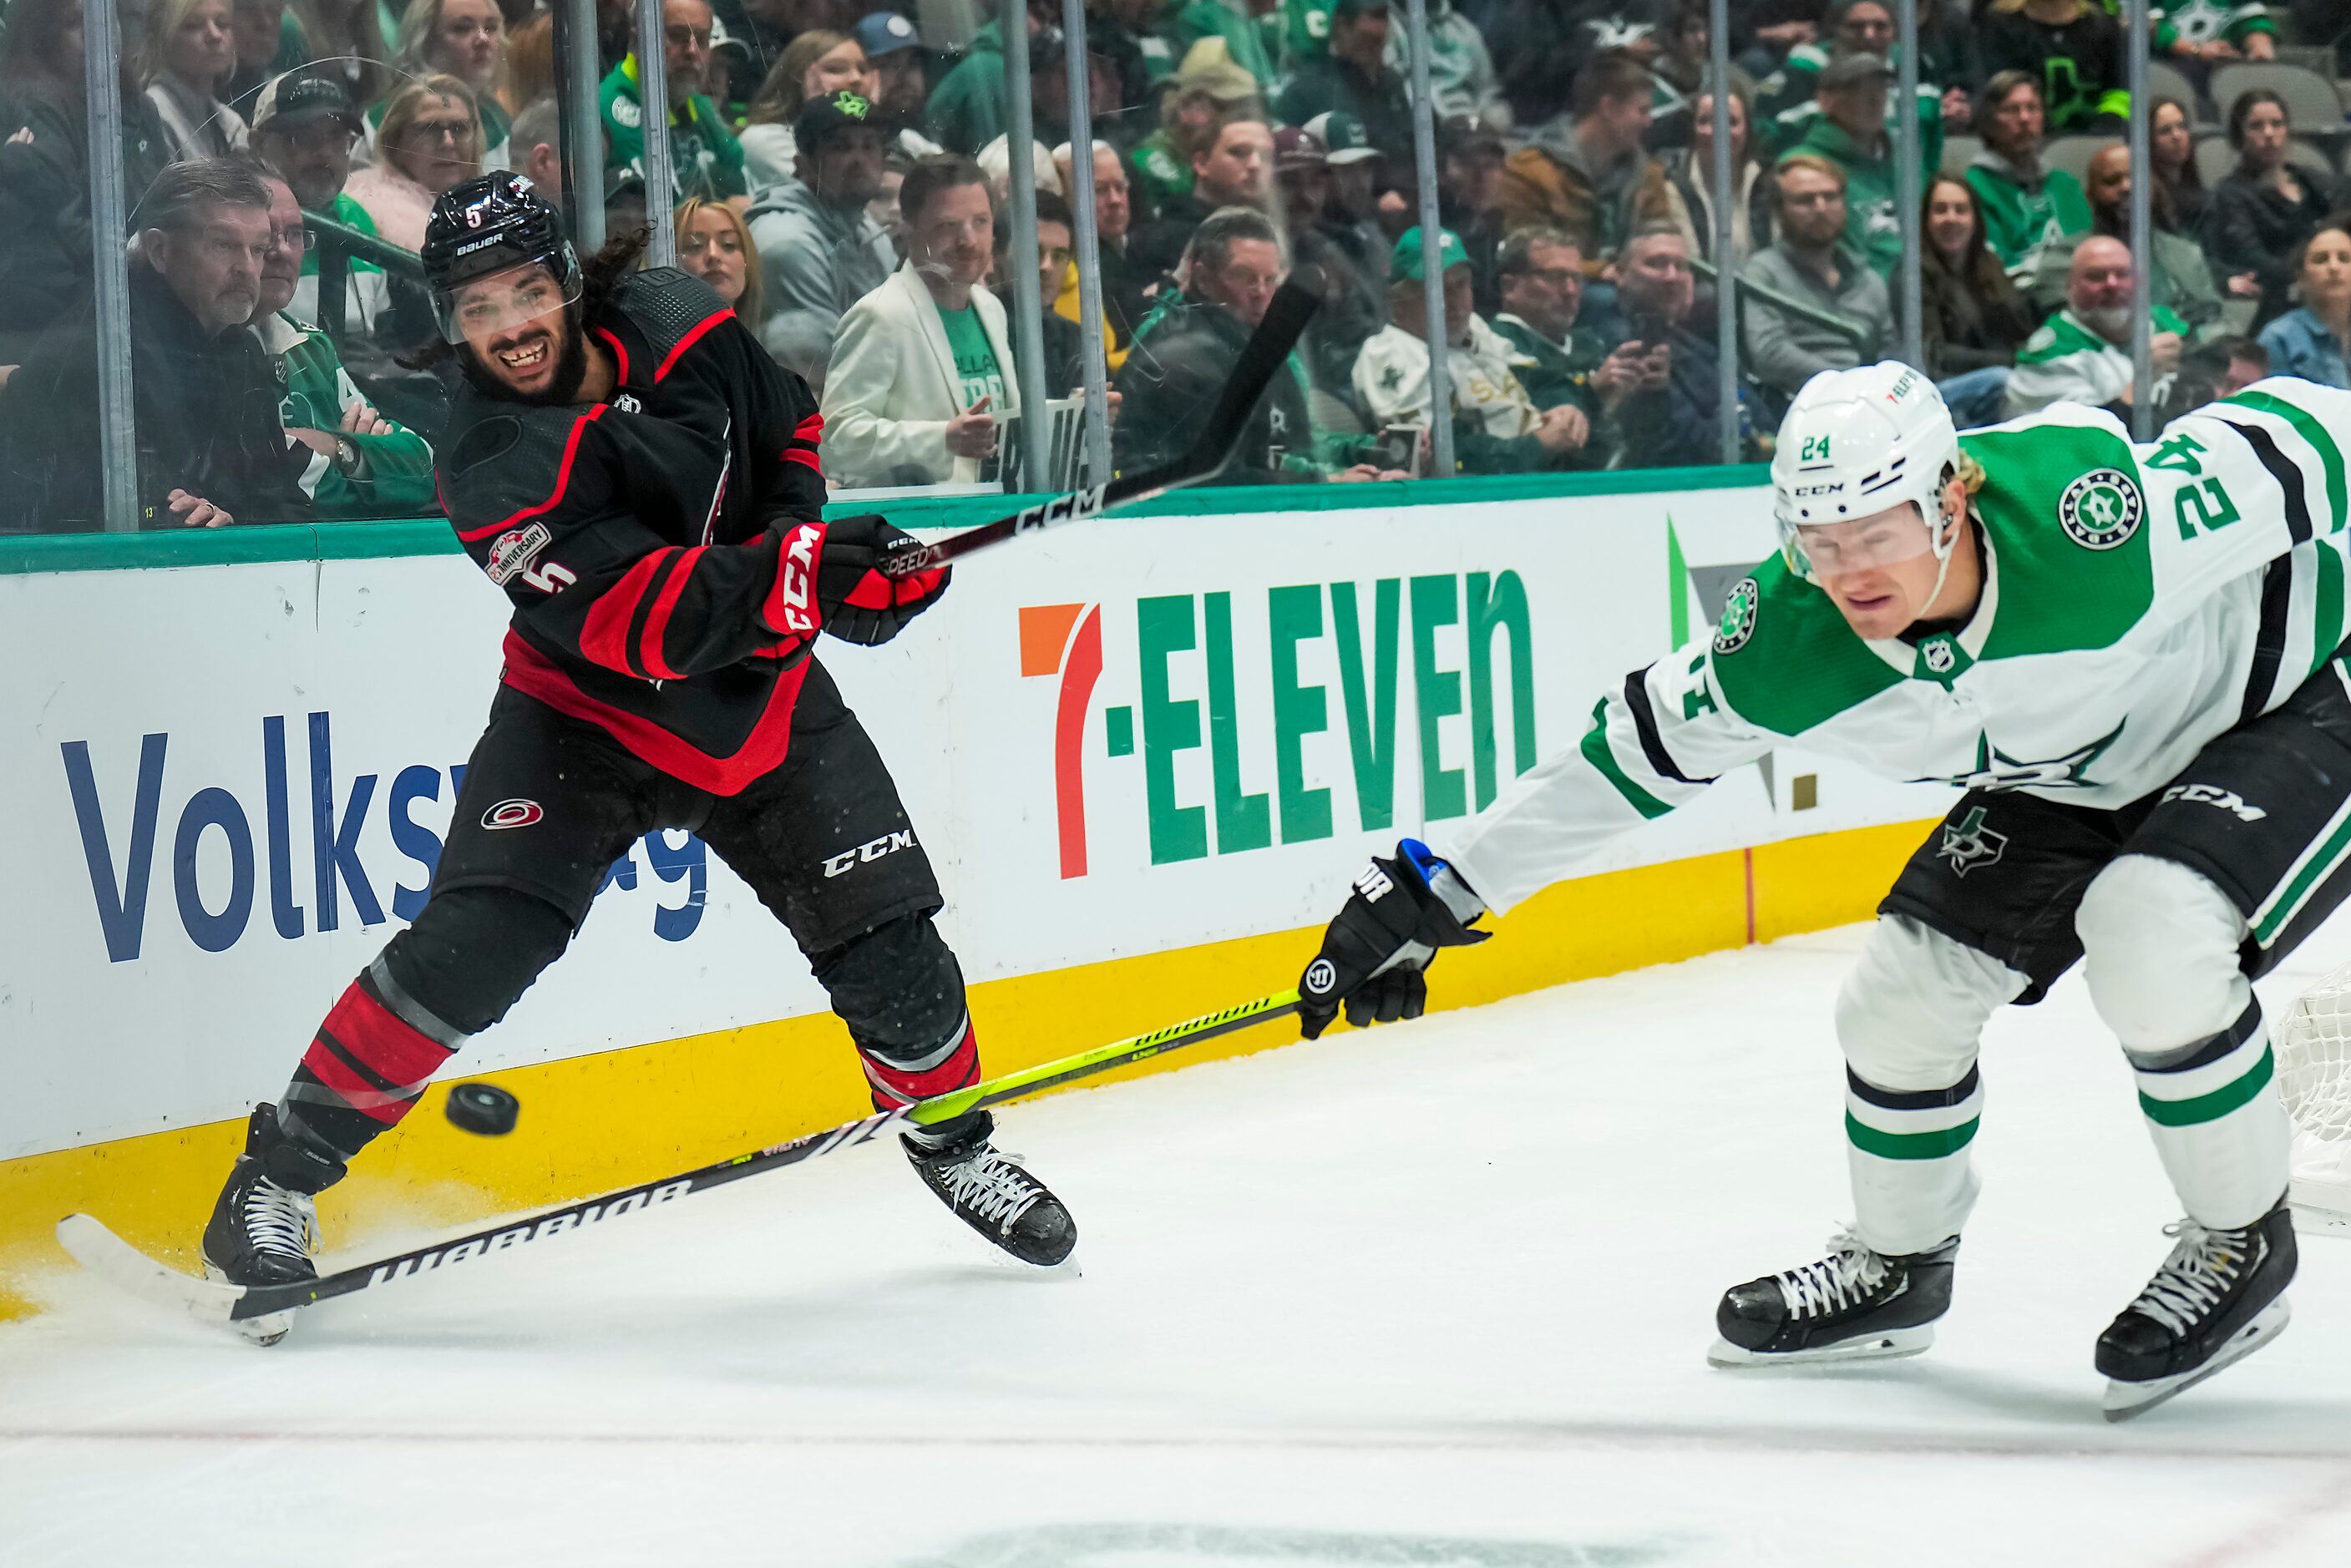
[484,521,553,585]
[1713,575,1760,655]
[2056,468,2144,551]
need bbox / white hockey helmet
[1771,362,1961,581]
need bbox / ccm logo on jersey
[774,522,823,635]
[823,828,916,878]
[2162,783,2267,822]
[484,522,578,594]
[482,798,545,829]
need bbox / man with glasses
[250,72,391,340]
[1489,227,1609,438]
[246,170,434,518]
[0,159,310,530]
[601,0,750,204]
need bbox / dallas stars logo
[1916,721,2126,792]
[2057,468,2143,551]
[831,90,870,118]
[1713,575,1760,655]
[1938,806,2007,878]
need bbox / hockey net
[2279,961,2351,1233]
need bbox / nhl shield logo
[2057,468,2143,550]
[1938,805,2007,878]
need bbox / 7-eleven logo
[1019,602,1104,878]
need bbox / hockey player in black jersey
[200,175,1074,1331]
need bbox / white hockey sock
[2131,999,2292,1229]
[1847,1065,1983,1255]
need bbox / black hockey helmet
[421,172,581,342]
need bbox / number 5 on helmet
[1297,840,1490,1039]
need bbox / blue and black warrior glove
[1298,840,1489,1039]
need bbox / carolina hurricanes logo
[482,798,545,830]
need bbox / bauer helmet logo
[482,798,545,830]
[1305,958,1338,995]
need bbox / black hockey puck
[445,1082,521,1136]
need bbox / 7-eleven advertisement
[0,485,1944,1159]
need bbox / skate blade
[2102,1297,2290,1422]
[202,1264,296,1346]
[1707,1325,1934,1368]
[2288,1181,2351,1237]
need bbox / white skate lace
[243,1179,317,1262]
[2128,1220,2248,1338]
[938,1147,1045,1236]
[1774,1227,1892,1320]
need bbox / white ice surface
[11,918,2351,1568]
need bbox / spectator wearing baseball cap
[855,13,932,135]
[1273,0,1415,205]
[1132,38,1261,216]
[1274,124,1381,412]
[745,88,899,384]
[1355,226,1594,474]
[1776,49,1942,281]
[1158,0,1278,93]
[250,71,392,341]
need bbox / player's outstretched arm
[1295,637,1778,1034]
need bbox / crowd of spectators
[2,0,2350,530]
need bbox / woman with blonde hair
[345,73,481,249]
[384,0,512,165]
[676,195,765,326]
[739,29,875,195]
[141,0,248,159]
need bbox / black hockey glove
[813,513,950,645]
[1297,839,1488,1040]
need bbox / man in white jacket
[821,154,1019,489]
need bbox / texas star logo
[2057,468,2143,550]
[1713,575,1760,655]
[1938,805,2007,878]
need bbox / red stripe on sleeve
[653,309,736,382]
[783,447,822,471]
[579,549,678,677]
[592,326,631,386]
[455,405,611,542]
[300,1039,414,1125]
[322,983,453,1087]
[793,412,823,439]
[636,545,706,680]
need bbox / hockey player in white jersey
[1295,361,2351,1416]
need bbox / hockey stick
[58,989,1302,1329]
[877,274,1321,580]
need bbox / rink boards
[0,473,1948,1319]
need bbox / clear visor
[1779,505,1936,579]
[433,261,582,344]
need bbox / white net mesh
[2279,962,2351,1220]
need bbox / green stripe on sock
[2227,389,2350,529]
[1579,698,1671,820]
[1846,1111,1979,1160]
[2138,1046,2276,1129]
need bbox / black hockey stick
[57,989,1301,1331]
[878,274,1321,579]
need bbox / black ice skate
[2096,1199,2295,1421]
[200,1105,347,1344]
[1710,1228,1958,1367]
[904,1113,1076,1266]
